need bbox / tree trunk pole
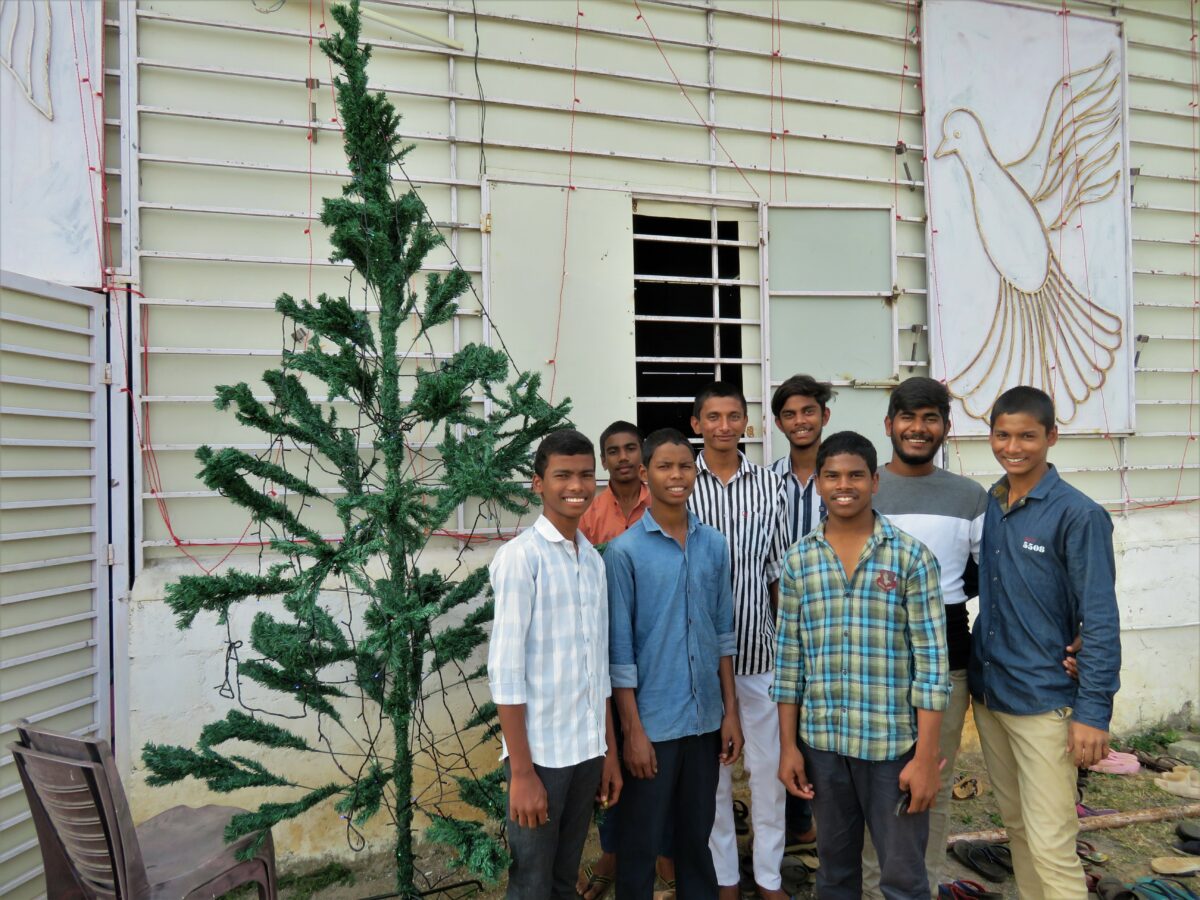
[947,801,1200,845]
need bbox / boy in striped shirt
[773,431,949,900]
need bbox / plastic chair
[9,723,277,899]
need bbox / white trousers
[709,670,786,890]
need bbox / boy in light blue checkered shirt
[771,431,949,900]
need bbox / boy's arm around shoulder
[1064,504,1119,762]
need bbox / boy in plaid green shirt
[771,431,949,899]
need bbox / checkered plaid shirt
[771,513,949,761]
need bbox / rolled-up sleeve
[487,544,533,704]
[906,548,950,712]
[606,543,639,689]
[1067,507,1120,731]
[714,539,736,658]
[770,554,805,704]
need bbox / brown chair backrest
[15,722,151,897]
[9,724,87,899]
[10,743,128,898]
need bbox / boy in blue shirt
[607,428,744,900]
[971,386,1120,899]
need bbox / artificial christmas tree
[142,3,569,894]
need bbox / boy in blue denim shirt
[607,428,743,900]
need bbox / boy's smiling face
[885,405,947,466]
[776,394,829,453]
[691,396,746,452]
[989,412,1057,480]
[817,451,878,521]
[643,441,696,509]
[533,453,596,528]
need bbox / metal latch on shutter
[106,544,116,566]
[102,364,112,385]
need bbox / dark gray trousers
[615,731,720,900]
[802,742,930,900]
[505,756,604,900]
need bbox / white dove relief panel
[922,0,1133,434]
[0,0,101,287]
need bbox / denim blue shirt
[607,510,737,743]
[969,465,1121,730]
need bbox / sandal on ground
[1131,876,1200,899]
[733,798,751,836]
[952,773,985,800]
[938,879,1004,900]
[783,838,818,871]
[1078,801,1120,817]
[1181,822,1200,843]
[1151,857,1200,876]
[578,863,614,900]
[1134,750,1189,773]
[1156,771,1200,801]
[1094,875,1138,900]
[1160,767,1199,782]
[1177,841,1200,857]
[1089,750,1142,775]
[951,840,1009,882]
[1077,838,1110,864]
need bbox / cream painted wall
[104,0,1198,871]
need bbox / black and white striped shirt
[688,451,789,676]
[769,455,827,546]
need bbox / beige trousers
[972,702,1087,900]
[861,669,970,899]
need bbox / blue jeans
[802,742,929,900]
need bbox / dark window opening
[633,214,742,439]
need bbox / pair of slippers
[1152,826,1200,876]
[951,840,1013,882]
[938,879,1002,899]
[1094,875,1200,899]
[1136,751,1191,773]
[1156,768,1200,801]
[1090,750,1143,776]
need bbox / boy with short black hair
[688,382,791,900]
[608,428,742,900]
[860,376,987,898]
[971,387,1120,900]
[488,429,622,899]
[773,431,948,899]
[580,421,651,547]
[769,374,835,855]
[770,375,834,550]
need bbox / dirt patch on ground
[268,750,1199,898]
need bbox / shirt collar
[641,507,700,537]
[812,510,894,547]
[697,449,752,481]
[771,455,816,489]
[990,463,1060,511]
[603,482,651,510]
[533,514,593,550]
